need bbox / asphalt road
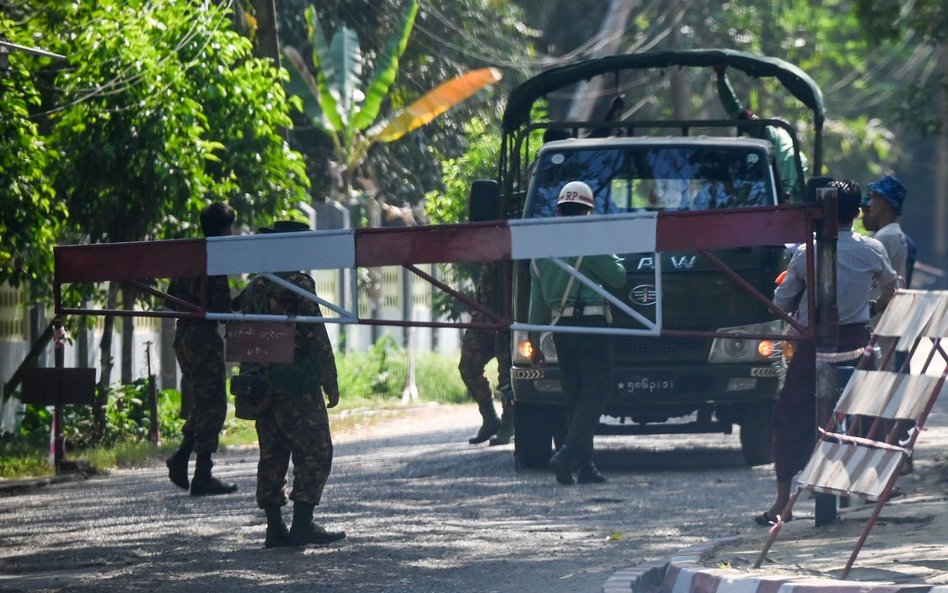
[0,405,779,593]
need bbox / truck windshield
[526,144,776,218]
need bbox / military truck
[470,50,825,468]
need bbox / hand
[325,388,340,408]
[713,64,726,77]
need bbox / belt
[556,305,606,317]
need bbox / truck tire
[739,403,775,466]
[514,402,559,469]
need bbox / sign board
[225,321,295,363]
[21,368,96,405]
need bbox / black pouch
[230,369,269,420]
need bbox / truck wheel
[514,402,557,469]
[739,404,774,466]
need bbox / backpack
[242,276,321,395]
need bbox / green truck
[471,50,825,468]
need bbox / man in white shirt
[755,179,898,526]
[861,175,909,286]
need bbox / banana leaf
[282,46,332,133]
[351,0,418,132]
[369,68,502,143]
[303,5,345,132]
[330,25,362,134]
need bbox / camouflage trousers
[255,390,333,508]
[458,329,512,405]
[174,327,227,454]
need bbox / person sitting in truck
[528,181,627,485]
[713,65,808,202]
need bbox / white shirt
[774,229,897,326]
[873,222,908,281]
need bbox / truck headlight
[538,332,557,363]
[708,320,784,363]
[512,330,558,365]
[513,330,534,364]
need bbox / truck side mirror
[468,179,501,222]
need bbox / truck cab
[484,50,826,469]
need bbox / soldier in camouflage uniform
[459,260,514,445]
[165,202,239,496]
[238,220,346,548]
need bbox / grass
[1,351,489,480]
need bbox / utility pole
[935,44,948,270]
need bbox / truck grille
[613,336,712,363]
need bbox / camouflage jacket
[240,272,339,398]
[168,275,232,331]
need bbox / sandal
[753,511,792,526]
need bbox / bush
[335,337,470,405]
[0,344,477,478]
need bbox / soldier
[238,220,346,548]
[458,261,514,446]
[713,64,808,201]
[165,202,239,496]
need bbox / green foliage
[54,379,184,449]
[0,441,50,479]
[0,0,310,302]
[336,334,408,397]
[414,353,471,404]
[43,0,309,246]
[285,0,419,193]
[0,15,63,289]
[425,116,500,224]
[334,335,467,403]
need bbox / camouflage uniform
[458,327,511,405]
[459,262,511,398]
[168,275,232,454]
[240,272,339,508]
[458,262,513,444]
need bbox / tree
[0,25,63,290]
[4,0,311,434]
[852,0,948,272]
[282,0,501,204]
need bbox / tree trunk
[935,43,948,264]
[253,0,281,68]
[94,282,119,440]
[566,0,637,123]
[121,287,135,384]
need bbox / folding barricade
[755,289,948,578]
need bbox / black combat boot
[576,460,607,484]
[189,453,238,496]
[288,502,346,547]
[468,400,502,444]
[165,437,193,489]
[489,403,515,446]
[547,444,585,485]
[264,506,291,548]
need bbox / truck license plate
[616,377,676,394]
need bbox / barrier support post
[53,319,66,474]
[814,187,839,526]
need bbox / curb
[654,537,948,593]
[603,560,669,593]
